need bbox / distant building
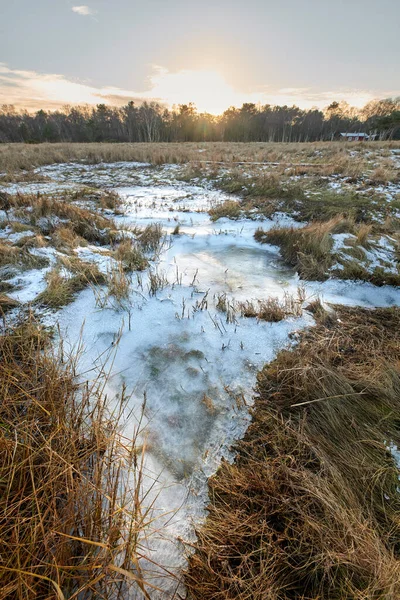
[340,132,371,141]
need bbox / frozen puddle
[50,228,310,597]
[12,163,400,598]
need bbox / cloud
[72,6,95,16]
[0,62,396,115]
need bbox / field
[0,141,400,599]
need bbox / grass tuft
[36,259,106,308]
[0,316,155,599]
[114,239,148,271]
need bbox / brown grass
[4,193,118,245]
[356,223,373,247]
[113,240,148,271]
[36,260,107,308]
[136,223,164,255]
[186,305,400,600]
[1,141,399,173]
[0,293,19,313]
[209,200,241,221]
[255,218,346,280]
[0,316,156,599]
[238,289,304,323]
[0,242,49,271]
[51,226,87,250]
[106,262,131,303]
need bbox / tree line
[0,98,399,144]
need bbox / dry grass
[0,170,51,183]
[256,219,400,285]
[209,200,241,221]
[238,289,304,323]
[51,226,86,250]
[36,260,106,308]
[370,166,398,185]
[0,316,156,599]
[0,293,19,313]
[136,223,164,256]
[15,233,48,249]
[148,269,169,296]
[113,240,148,272]
[356,223,373,246]
[0,242,49,271]
[1,141,399,173]
[3,193,118,245]
[211,172,374,222]
[186,305,400,600]
[255,217,347,280]
[106,262,131,303]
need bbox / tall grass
[0,141,398,173]
[255,217,346,280]
[0,315,158,599]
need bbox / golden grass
[255,217,347,280]
[0,241,49,270]
[106,262,131,303]
[36,260,107,308]
[0,141,399,173]
[0,293,19,313]
[113,239,148,271]
[356,223,373,246]
[186,306,400,600]
[136,223,164,255]
[209,200,241,221]
[0,317,156,599]
[238,289,304,323]
[51,225,86,250]
[3,193,118,244]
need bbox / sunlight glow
[0,62,379,114]
[147,67,253,114]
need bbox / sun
[147,67,247,115]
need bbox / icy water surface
[6,162,400,598]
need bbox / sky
[0,0,399,114]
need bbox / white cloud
[72,6,95,16]
[0,62,395,114]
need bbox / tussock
[4,193,118,245]
[106,262,131,303]
[255,218,343,280]
[238,289,304,322]
[0,242,49,270]
[0,293,19,313]
[36,259,106,308]
[114,239,148,271]
[209,200,241,221]
[137,223,164,255]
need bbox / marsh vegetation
[0,141,400,598]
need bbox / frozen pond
[4,162,400,598]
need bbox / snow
[331,233,354,252]
[74,245,115,273]
[363,237,398,274]
[0,227,36,242]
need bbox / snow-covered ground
[2,162,400,597]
